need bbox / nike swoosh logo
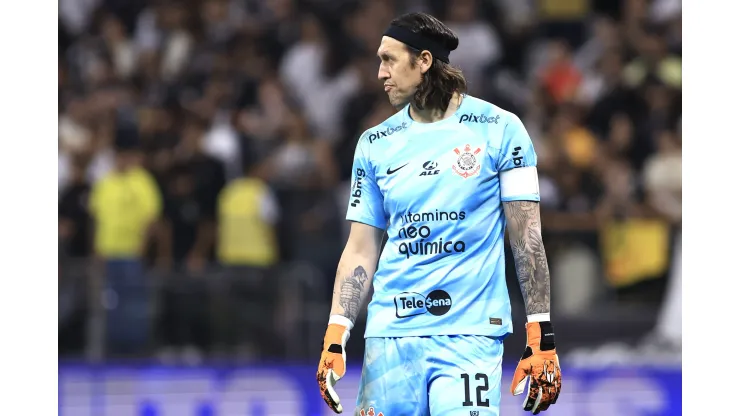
[387,163,409,175]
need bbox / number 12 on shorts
[461,373,490,407]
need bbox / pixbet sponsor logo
[350,168,366,208]
[458,113,500,124]
[394,289,452,318]
[368,122,408,143]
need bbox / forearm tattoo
[338,266,369,324]
[504,201,551,316]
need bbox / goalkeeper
[317,12,562,416]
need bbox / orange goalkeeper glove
[317,316,352,414]
[510,320,562,414]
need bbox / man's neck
[409,92,462,124]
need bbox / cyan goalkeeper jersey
[346,95,541,339]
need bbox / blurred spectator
[135,1,194,82]
[216,164,280,269]
[596,158,671,302]
[212,160,281,358]
[89,133,162,356]
[59,156,93,259]
[642,128,681,350]
[199,78,243,180]
[549,104,599,172]
[255,110,342,272]
[256,110,338,191]
[279,12,361,144]
[539,40,583,104]
[236,77,291,154]
[153,114,226,363]
[256,0,303,66]
[445,0,503,94]
[643,130,681,224]
[623,27,681,89]
[536,0,588,52]
[163,115,227,270]
[59,0,102,36]
[99,13,137,79]
[576,45,624,107]
[573,16,620,75]
[156,161,213,363]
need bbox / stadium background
[58,0,682,414]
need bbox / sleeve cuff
[527,313,550,322]
[329,315,354,331]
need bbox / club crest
[452,144,483,178]
[360,407,384,416]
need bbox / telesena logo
[350,168,366,207]
[368,122,408,144]
[394,290,452,318]
[458,113,500,124]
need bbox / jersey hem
[363,329,513,339]
[501,194,541,202]
[346,216,387,230]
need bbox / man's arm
[503,200,550,317]
[330,221,385,325]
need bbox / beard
[387,88,414,110]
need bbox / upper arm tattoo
[338,266,369,324]
[503,201,550,316]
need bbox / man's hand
[317,322,350,413]
[511,321,562,414]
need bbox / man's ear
[418,50,433,74]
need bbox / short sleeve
[497,116,540,202]
[345,135,388,229]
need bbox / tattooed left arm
[503,200,551,317]
[329,221,384,325]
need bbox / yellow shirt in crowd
[217,177,278,267]
[89,167,162,259]
[601,218,670,288]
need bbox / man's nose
[378,64,389,81]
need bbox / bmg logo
[394,290,452,318]
[350,168,366,207]
[512,146,523,167]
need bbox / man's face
[377,36,424,109]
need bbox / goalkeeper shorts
[356,335,504,416]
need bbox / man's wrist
[525,320,556,351]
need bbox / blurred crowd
[58,0,682,362]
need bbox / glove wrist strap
[526,321,556,352]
